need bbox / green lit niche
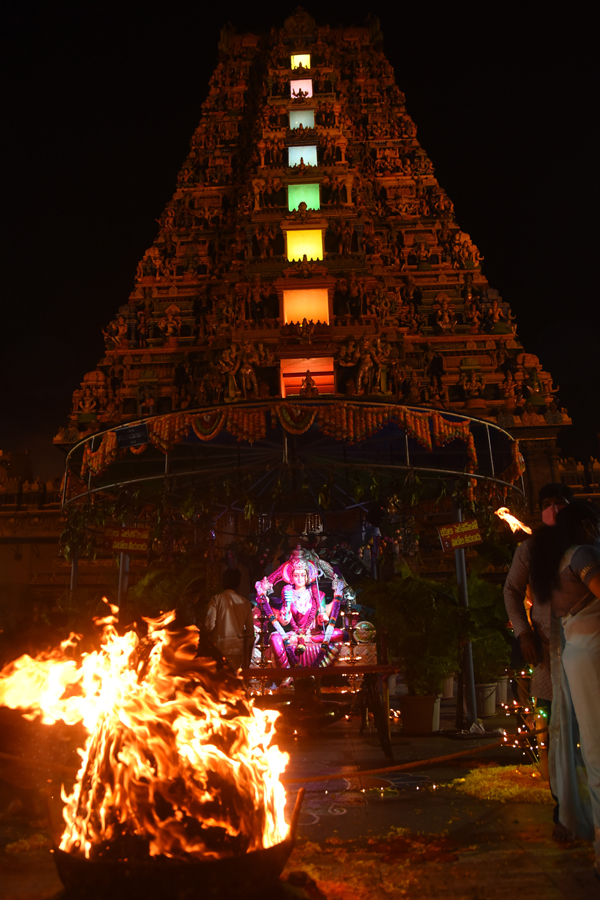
[291,53,311,70]
[288,145,317,167]
[289,109,315,129]
[288,183,320,211]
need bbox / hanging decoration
[80,431,118,477]
[78,403,485,480]
[147,413,191,454]
[430,414,478,472]
[190,410,228,442]
[513,440,526,478]
[499,440,526,485]
[274,403,318,435]
[227,409,267,443]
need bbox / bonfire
[0,604,289,864]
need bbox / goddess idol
[255,546,347,668]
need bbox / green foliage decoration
[361,560,512,694]
[128,559,208,621]
[471,631,511,683]
[361,566,465,696]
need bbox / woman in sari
[529,500,600,880]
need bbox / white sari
[549,545,600,863]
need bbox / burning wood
[494,507,532,534]
[0,604,288,863]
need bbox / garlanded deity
[255,546,347,668]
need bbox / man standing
[204,569,254,672]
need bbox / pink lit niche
[290,79,313,99]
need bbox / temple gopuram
[54,9,569,557]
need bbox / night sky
[2,2,598,479]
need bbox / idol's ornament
[255,546,355,668]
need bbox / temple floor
[279,699,597,899]
[0,700,596,899]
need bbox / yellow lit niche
[288,145,317,167]
[286,230,323,262]
[290,79,313,98]
[288,183,320,211]
[283,288,329,324]
[291,54,311,69]
[289,109,315,129]
[280,356,335,397]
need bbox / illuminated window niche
[290,53,311,70]
[286,229,323,262]
[280,356,335,397]
[288,145,317,167]
[283,288,329,324]
[287,183,320,211]
[290,78,313,99]
[289,108,315,129]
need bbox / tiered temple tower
[55,9,569,509]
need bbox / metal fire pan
[53,788,304,900]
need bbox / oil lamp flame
[494,507,532,534]
[0,604,288,861]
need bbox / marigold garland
[80,431,118,477]
[148,413,190,454]
[513,440,525,476]
[227,409,267,443]
[190,410,227,442]
[431,413,478,471]
[275,403,318,435]
[76,403,487,481]
[501,439,526,484]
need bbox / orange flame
[494,507,532,534]
[0,607,288,861]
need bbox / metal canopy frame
[61,400,525,732]
[61,400,525,510]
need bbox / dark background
[2,1,598,479]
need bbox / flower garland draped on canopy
[79,403,487,480]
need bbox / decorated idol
[255,546,351,668]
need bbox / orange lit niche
[283,288,329,324]
[286,229,323,261]
[280,357,335,397]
